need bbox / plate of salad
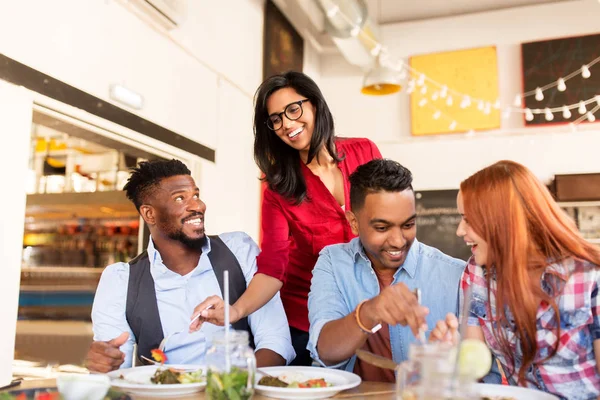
[107,364,205,397]
[255,366,361,399]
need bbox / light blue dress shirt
[307,237,465,371]
[92,232,295,368]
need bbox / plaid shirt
[462,256,600,400]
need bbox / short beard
[167,230,207,250]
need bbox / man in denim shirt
[307,159,466,382]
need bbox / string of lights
[325,0,600,129]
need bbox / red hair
[460,160,600,385]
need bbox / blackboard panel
[521,33,600,126]
[415,189,472,261]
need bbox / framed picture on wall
[409,46,500,136]
[263,0,303,80]
[522,33,600,126]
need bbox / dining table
[2,378,397,400]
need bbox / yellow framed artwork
[410,46,500,136]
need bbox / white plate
[107,364,205,398]
[476,383,560,400]
[255,366,361,399]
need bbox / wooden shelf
[26,191,137,219]
[558,201,600,207]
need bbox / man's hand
[189,296,241,332]
[429,313,459,344]
[84,332,129,373]
[360,283,429,336]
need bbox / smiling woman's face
[456,190,489,266]
[266,87,316,152]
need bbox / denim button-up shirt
[307,237,465,371]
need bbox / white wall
[318,0,600,189]
[0,81,33,384]
[0,0,321,240]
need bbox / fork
[140,355,161,365]
[414,288,427,344]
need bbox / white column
[0,80,33,385]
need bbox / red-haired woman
[431,160,600,400]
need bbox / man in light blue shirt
[85,159,294,372]
[307,159,465,381]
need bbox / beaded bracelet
[354,300,382,334]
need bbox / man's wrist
[355,300,381,334]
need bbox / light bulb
[350,26,361,37]
[535,87,544,101]
[562,106,571,119]
[514,95,522,107]
[460,96,471,108]
[569,122,577,132]
[370,44,382,56]
[446,96,453,106]
[579,101,587,114]
[525,108,534,121]
[582,65,591,79]
[326,5,339,17]
[406,80,415,94]
[484,103,491,115]
[449,121,457,130]
[596,95,600,107]
[477,100,484,110]
[431,91,439,101]
[418,98,428,107]
[440,86,448,98]
[420,86,427,95]
[557,78,566,92]
[587,112,596,122]
[433,111,441,120]
[417,74,425,86]
[544,108,554,121]
[493,100,500,109]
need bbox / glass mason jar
[396,342,478,400]
[206,330,256,400]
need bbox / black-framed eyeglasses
[266,99,310,131]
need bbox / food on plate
[258,372,332,388]
[0,392,129,400]
[257,376,288,387]
[150,348,167,364]
[206,367,252,400]
[481,397,516,400]
[150,367,204,385]
[0,394,60,400]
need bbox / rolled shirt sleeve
[307,247,352,369]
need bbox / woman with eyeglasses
[430,160,600,400]
[191,71,381,365]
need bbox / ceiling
[275,0,576,56]
[366,0,573,24]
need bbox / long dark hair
[253,71,340,204]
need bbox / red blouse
[257,137,382,331]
